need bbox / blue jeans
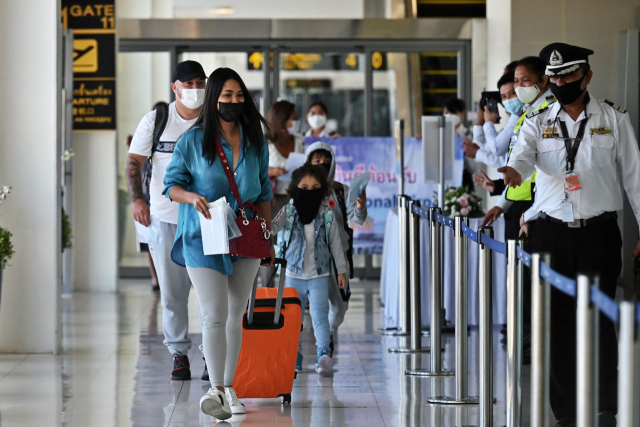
[286,275,331,358]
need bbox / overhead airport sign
[62,1,116,130]
[248,52,360,71]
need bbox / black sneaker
[201,357,209,381]
[171,354,191,380]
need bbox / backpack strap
[152,106,169,154]
[144,106,169,193]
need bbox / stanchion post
[478,226,494,427]
[576,274,598,427]
[429,216,477,405]
[409,200,423,350]
[617,300,637,427]
[506,240,523,427]
[406,207,452,376]
[389,200,431,354]
[396,194,411,336]
[530,253,551,427]
[431,207,444,371]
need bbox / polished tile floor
[0,279,555,426]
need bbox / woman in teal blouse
[163,68,273,420]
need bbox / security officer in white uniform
[501,43,640,427]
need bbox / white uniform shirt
[508,93,640,225]
[495,89,556,211]
[473,113,519,169]
[268,134,305,195]
[304,127,333,137]
[128,102,197,224]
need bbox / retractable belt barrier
[383,202,640,427]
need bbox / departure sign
[61,1,116,130]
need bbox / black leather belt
[539,211,618,228]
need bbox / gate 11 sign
[61,1,116,130]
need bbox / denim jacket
[272,200,347,277]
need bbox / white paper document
[199,198,242,255]
[285,152,306,173]
[278,152,307,183]
[347,172,371,209]
[134,215,163,245]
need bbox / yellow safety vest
[505,96,556,201]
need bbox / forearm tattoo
[126,156,145,202]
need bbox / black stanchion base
[380,330,411,336]
[427,396,479,405]
[388,347,431,353]
[405,369,454,377]
[420,325,470,336]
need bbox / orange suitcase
[232,259,301,405]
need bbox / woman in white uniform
[304,101,340,138]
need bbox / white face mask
[307,114,327,130]
[287,120,301,135]
[179,88,205,110]
[444,113,461,128]
[515,84,540,105]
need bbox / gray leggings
[187,258,260,387]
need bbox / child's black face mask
[292,187,325,224]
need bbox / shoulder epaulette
[546,95,558,104]
[604,99,627,114]
[527,106,549,119]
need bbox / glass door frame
[270,40,471,136]
[124,39,471,135]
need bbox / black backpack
[143,105,169,196]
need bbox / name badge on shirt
[561,201,575,223]
[543,127,559,138]
[565,172,581,191]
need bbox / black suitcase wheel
[281,393,291,405]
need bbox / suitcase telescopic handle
[272,258,287,325]
[247,258,287,326]
[634,256,640,296]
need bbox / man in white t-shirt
[127,60,206,381]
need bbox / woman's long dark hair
[265,100,296,144]
[193,67,269,165]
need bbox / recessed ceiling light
[211,6,234,15]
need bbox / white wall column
[72,131,118,292]
[0,0,62,352]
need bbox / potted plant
[440,185,484,218]
[0,186,15,292]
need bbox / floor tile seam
[344,317,373,394]
[72,350,119,397]
[0,354,29,383]
[166,380,184,423]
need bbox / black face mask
[319,162,331,177]
[292,187,325,225]
[218,102,244,122]
[550,75,587,106]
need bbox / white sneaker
[316,354,334,376]
[224,387,247,414]
[200,388,232,420]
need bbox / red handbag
[215,136,271,259]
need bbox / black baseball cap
[172,60,207,83]
[539,43,594,77]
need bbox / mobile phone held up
[481,90,501,122]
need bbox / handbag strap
[215,135,245,209]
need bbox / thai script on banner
[305,137,463,254]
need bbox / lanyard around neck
[557,115,590,173]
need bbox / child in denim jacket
[271,164,347,375]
